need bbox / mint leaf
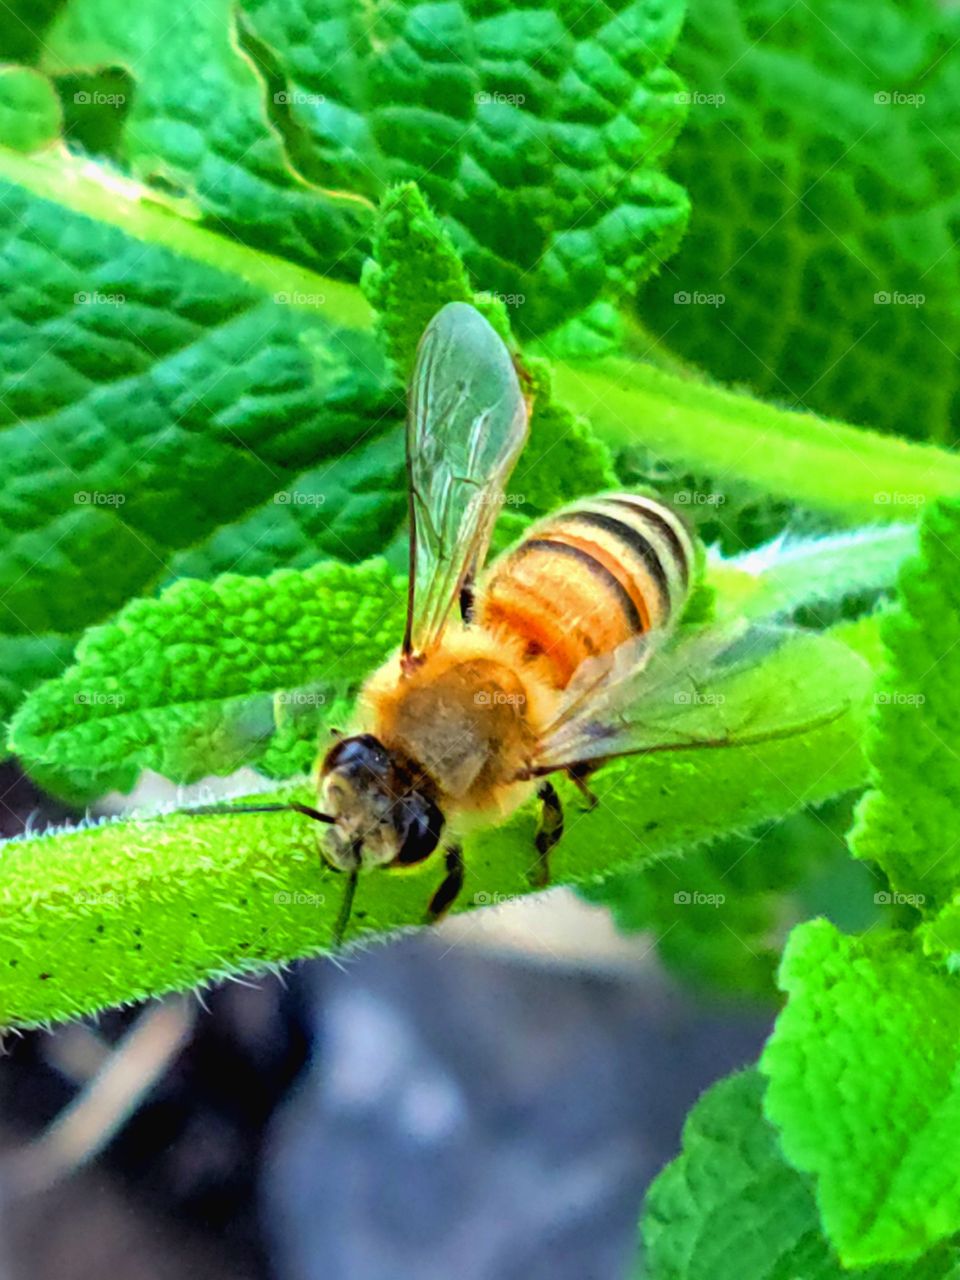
[850,498,960,904]
[0,151,402,724]
[9,559,405,803]
[587,802,865,1001]
[642,1069,960,1280]
[641,0,960,443]
[33,0,690,333]
[0,65,60,150]
[761,920,960,1266]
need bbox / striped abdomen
[479,493,696,687]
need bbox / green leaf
[8,559,406,804]
[0,65,60,150]
[31,0,690,333]
[362,182,474,378]
[586,801,865,1002]
[0,148,403,725]
[640,0,960,444]
[761,919,960,1267]
[11,532,881,807]
[2,618,873,1027]
[642,1068,960,1280]
[850,498,960,905]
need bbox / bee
[197,302,846,942]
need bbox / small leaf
[8,560,406,803]
[642,1068,960,1280]
[761,920,960,1266]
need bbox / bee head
[318,734,445,871]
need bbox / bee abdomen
[480,493,695,686]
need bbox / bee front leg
[531,781,564,888]
[426,843,464,921]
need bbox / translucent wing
[404,302,530,658]
[529,622,858,774]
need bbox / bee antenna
[185,802,335,824]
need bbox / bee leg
[567,763,599,811]
[426,843,464,922]
[332,866,359,949]
[531,781,564,888]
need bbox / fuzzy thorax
[353,623,563,821]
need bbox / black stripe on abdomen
[606,497,691,587]
[560,510,671,613]
[517,538,643,633]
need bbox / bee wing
[404,302,530,658]
[529,622,855,773]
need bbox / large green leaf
[641,0,960,443]
[0,155,405,725]
[22,0,691,335]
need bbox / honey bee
[198,302,846,942]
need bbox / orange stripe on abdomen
[480,539,639,686]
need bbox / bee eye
[394,792,444,865]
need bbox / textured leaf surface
[8,560,405,803]
[11,537,878,807]
[586,802,870,1001]
[0,65,60,150]
[2,624,872,1027]
[641,0,960,443]
[32,0,690,334]
[850,499,960,905]
[643,1069,960,1280]
[761,920,960,1266]
[0,151,404,724]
